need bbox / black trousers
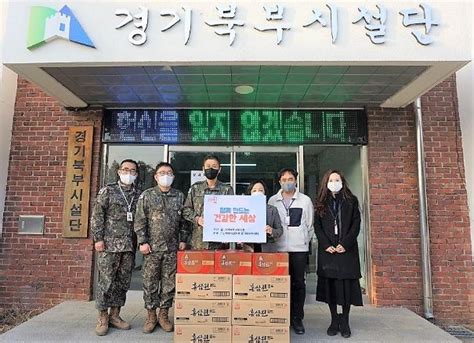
[289,251,308,320]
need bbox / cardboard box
[174,299,231,325]
[177,250,215,274]
[232,300,290,326]
[233,275,290,300]
[175,273,232,299]
[174,324,231,343]
[214,250,252,275]
[252,253,289,275]
[232,325,290,343]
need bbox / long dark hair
[315,169,354,216]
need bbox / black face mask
[204,168,219,180]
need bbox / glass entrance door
[99,144,368,299]
[234,147,298,195]
[168,146,232,194]
[167,146,299,196]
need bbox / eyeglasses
[156,171,174,177]
[119,168,137,175]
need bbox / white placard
[190,170,206,185]
[203,195,266,243]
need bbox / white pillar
[456,3,473,260]
[457,63,474,261]
[0,1,18,233]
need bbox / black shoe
[327,315,340,336]
[339,314,351,338]
[292,317,305,335]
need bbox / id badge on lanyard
[284,198,294,226]
[119,184,134,223]
[334,219,338,235]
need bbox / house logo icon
[27,5,95,49]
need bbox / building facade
[0,0,472,326]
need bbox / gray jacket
[261,204,283,252]
[268,189,314,252]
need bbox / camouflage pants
[96,251,134,311]
[142,251,177,310]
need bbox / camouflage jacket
[134,186,186,253]
[182,180,234,250]
[90,182,141,253]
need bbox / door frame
[96,143,372,303]
[167,145,301,192]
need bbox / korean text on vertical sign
[63,126,93,238]
[203,195,266,243]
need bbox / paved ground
[0,291,458,342]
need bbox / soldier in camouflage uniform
[134,162,187,333]
[183,154,234,250]
[91,159,141,336]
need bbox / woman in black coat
[314,169,363,338]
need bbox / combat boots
[109,307,131,330]
[143,309,158,334]
[95,310,109,336]
[158,308,173,332]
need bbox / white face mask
[158,175,174,188]
[119,173,136,185]
[251,191,265,196]
[327,180,343,193]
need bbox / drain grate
[444,326,474,339]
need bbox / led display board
[103,109,367,145]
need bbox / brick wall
[421,76,473,325]
[0,77,472,326]
[368,75,474,326]
[0,78,103,308]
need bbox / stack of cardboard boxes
[174,251,232,341]
[175,250,290,343]
[232,252,290,343]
